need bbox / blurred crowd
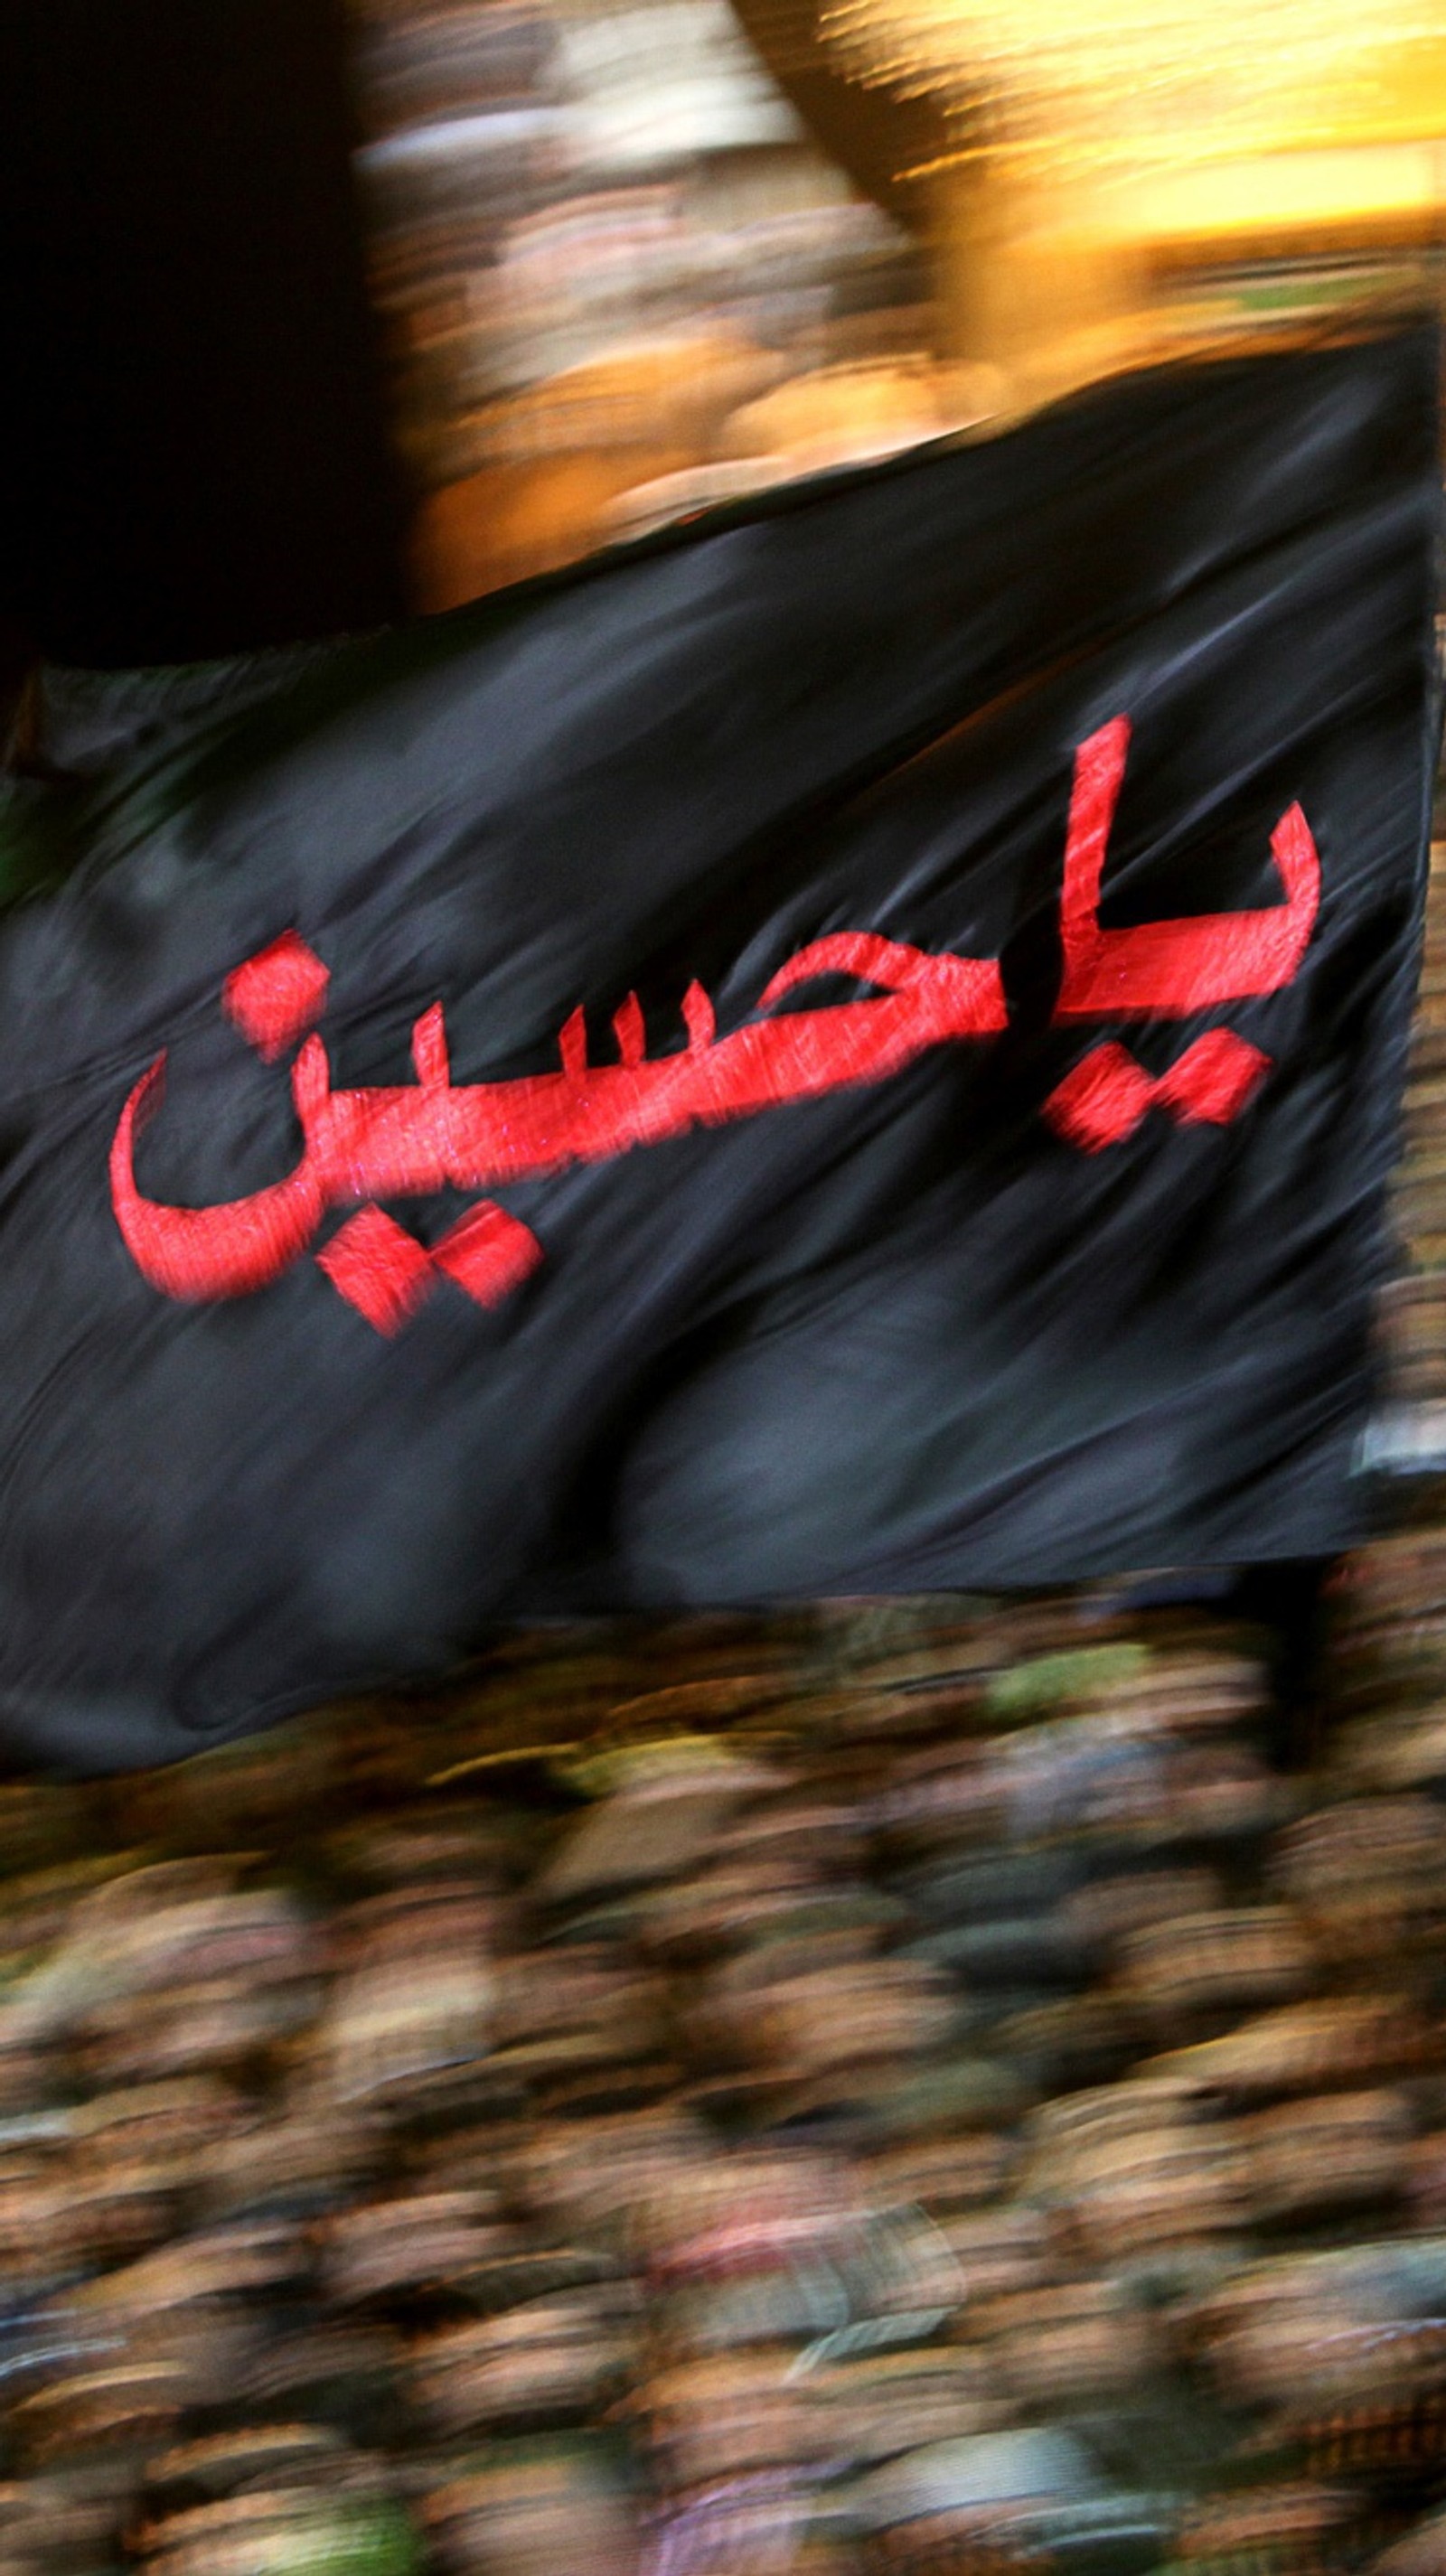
[0,780,1442,2576]
[5,1393,1446,2572]
[343,0,988,603]
[0,21,1441,2572]
[1,823,1443,2576]
[341,0,1446,612]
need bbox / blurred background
[0,0,1442,660]
[1,23,1446,2576]
[344,0,1446,607]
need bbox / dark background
[0,0,405,672]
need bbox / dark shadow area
[0,0,405,669]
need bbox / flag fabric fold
[0,324,1438,1770]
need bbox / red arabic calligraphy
[315,1198,545,1334]
[1055,716,1319,1019]
[112,930,1007,1322]
[108,713,1326,1328]
[223,929,332,1061]
[1041,714,1320,1148]
[1042,1030,1272,1152]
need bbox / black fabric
[0,326,1438,1772]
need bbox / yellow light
[820,0,1446,173]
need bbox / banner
[0,325,1438,1769]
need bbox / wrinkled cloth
[0,324,1437,1769]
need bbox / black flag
[0,325,1439,1770]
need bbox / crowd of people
[3,1277,1446,2576]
